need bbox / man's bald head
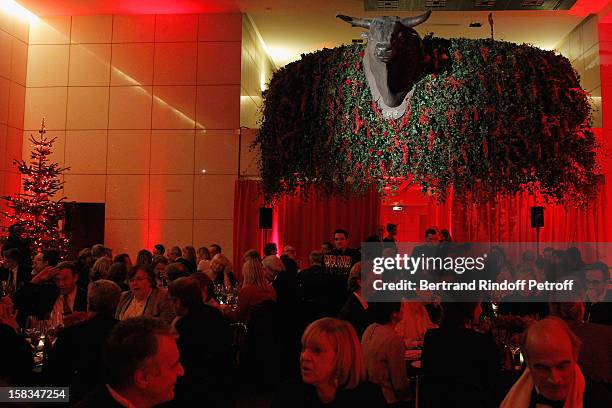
[523,317,581,361]
[522,317,581,402]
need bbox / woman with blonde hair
[272,317,385,407]
[90,256,112,282]
[225,259,276,323]
[206,253,237,288]
[262,255,285,283]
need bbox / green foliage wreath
[255,37,600,206]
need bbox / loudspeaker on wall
[259,207,273,229]
[530,206,544,228]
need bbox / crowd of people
[0,223,610,407]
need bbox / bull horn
[400,10,432,27]
[336,14,371,29]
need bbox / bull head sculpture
[337,11,431,118]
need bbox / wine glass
[214,283,226,304]
[25,316,41,346]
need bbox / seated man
[14,261,86,328]
[0,248,32,292]
[501,317,585,408]
[583,262,612,326]
[46,280,122,403]
[48,262,87,327]
[75,316,184,408]
[32,249,60,276]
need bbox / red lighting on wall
[570,0,612,17]
[18,0,240,16]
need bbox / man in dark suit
[298,251,331,321]
[46,280,121,403]
[1,225,31,269]
[583,262,612,325]
[169,277,231,407]
[0,248,32,293]
[501,317,588,408]
[15,261,86,327]
[46,261,87,327]
[75,317,184,408]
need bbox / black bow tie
[532,389,564,408]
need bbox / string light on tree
[1,118,71,256]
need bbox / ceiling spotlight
[392,205,403,211]
[469,22,482,28]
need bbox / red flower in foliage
[419,115,430,126]
[377,150,383,157]
[345,79,351,85]
[454,50,462,62]
[358,51,365,58]
[480,47,490,63]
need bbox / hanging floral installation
[255,37,600,207]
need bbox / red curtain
[236,180,608,272]
[232,180,265,279]
[380,190,609,243]
[233,180,381,269]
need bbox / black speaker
[531,206,544,228]
[259,207,273,229]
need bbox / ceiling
[16,0,612,67]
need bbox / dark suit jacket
[338,293,371,339]
[0,263,32,291]
[421,327,499,380]
[47,314,118,403]
[173,304,232,407]
[70,286,88,313]
[0,323,33,385]
[421,328,500,407]
[14,283,86,327]
[585,291,612,326]
[72,385,124,408]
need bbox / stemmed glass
[214,283,227,304]
[1,280,15,297]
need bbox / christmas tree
[1,119,70,255]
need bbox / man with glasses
[584,262,611,325]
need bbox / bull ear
[400,10,432,27]
[336,14,372,29]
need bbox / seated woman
[361,302,412,406]
[115,264,175,324]
[395,292,437,347]
[206,254,237,288]
[272,318,386,408]
[190,272,221,310]
[420,302,499,406]
[226,259,276,323]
